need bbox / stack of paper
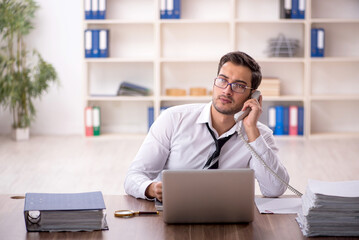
[296,179,359,237]
[117,82,150,96]
[24,191,109,232]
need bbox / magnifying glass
[114,210,159,218]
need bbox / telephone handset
[235,90,303,197]
[235,90,261,122]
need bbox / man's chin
[213,102,240,115]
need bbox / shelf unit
[83,0,359,138]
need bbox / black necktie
[203,123,235,169]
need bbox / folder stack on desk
[24,191,109,232]
[296,179,359,237]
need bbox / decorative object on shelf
[0,0,58,141]
[266,33,300,57]
[84,29,109,58]
[166,88,186,96]
[189,88,207,96]
[160,0,181,19]
[84,0,106,20]
[311,28,325,57]
[117,82,151,96]
[258,78,280,96]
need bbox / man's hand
[145,182,163,201]
[242,94,262,142]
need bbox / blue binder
[92,30,100,58]
[317,28,325,57]
[99,29,109,58]
[85,0,92,19]
[166,0,174,19]
[291,0,300,19]
[311,28,318,57]
[283,106,289,135]
[298,106,304,135]
[92,0,99,19]
[268,106,276,133]
[173,0,181,19]
[275,106,285,135]
[160,0,167,19]
[84,30,93,58]
[298,0,305,19]
[98,0,106,19]
[148,107,154,130]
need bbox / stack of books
[258,78,280,96]
[296,179,359,237]
[117,82,150,96]
[24,191,109,232]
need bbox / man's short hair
[217,51,262,90]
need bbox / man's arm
[247,127,289,197]
[124,110,173,199]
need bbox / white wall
[0,0,83,135]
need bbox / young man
[124,51,289,201]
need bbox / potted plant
[0,0,58,140]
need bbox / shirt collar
[196,102,242,138]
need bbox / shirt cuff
[248,135,270,156]
[140,180,156,201]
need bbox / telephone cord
[238,131,303,197]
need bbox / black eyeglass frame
[213,77,253,93]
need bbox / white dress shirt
[124,102,289,199]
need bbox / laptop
[162,169,254,224]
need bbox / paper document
[255,197,301,214]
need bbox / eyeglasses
[214,77,252,93]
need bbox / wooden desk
[0,194,357,240]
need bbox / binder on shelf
[160,0,167,19]
[173,0,181,19]
[92,29,100,58]
[84,30,93,58]
[275,106,285,135]
[291,0,299,19]
[284,0,292,19]
[283,106,289,135]
[99,29,109,58]
[311,28,318,57]
[298,106,304,135]
[91,0,99,19]
[298,0,305,19]
[317,28,325,57]
[289,105,298,135]
[24,191,108,232]
[166,0,180,19]
[92,106,101,136]
[311,28,325,57]
[268,106,276,133]
[84,0,92,19]
[85,107,93,137]
[98,0,106,19]
[148,107,154,130]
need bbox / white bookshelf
[83,0,359,138]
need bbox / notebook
[162,169,254,224]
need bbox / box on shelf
[166,88,186,96]
[258,78,280,96]
[190,88,207,96]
